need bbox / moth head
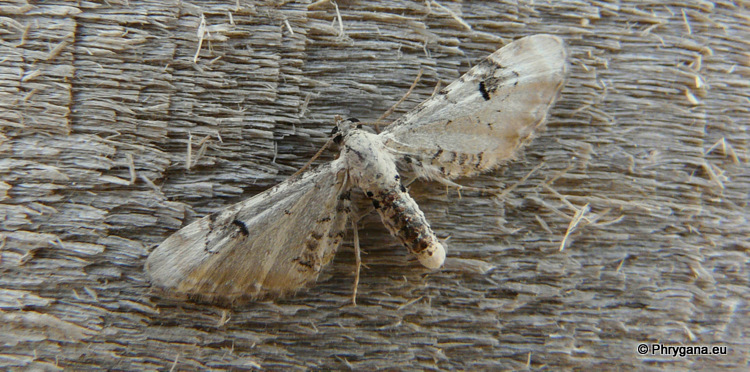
[330,117,362,144]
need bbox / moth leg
[351,218,361,306]
[447,162,546,198]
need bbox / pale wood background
[1,0,748,370]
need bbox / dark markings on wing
[432,147,444,160]
[479,81,491,101]
[232,219,250,236]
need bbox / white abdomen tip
[417,242,446,269]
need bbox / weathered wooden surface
[1,0,748,370]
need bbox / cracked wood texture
[1,0,748,370]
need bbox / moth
[146,34,567,301]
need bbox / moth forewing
[146,159,350,301]
[380,34,567,181]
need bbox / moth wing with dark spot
[146,158,350,301]
[380,34,567,180]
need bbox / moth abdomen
[370,189,445,269]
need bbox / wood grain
[1,1,747,370]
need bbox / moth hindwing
[146,34,567,301]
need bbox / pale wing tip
[144,235,195,290]
[144,248,172,288]
[489,34,567,87]
[524,34,567,65]
[525,33,563,42]
[521,34,564,49]
[515,34,568,98]
[417,242,446,269]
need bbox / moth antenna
[374,68,423,132]
[351,218,361,306]
[443,162,546,197]
[290,137,333,178]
